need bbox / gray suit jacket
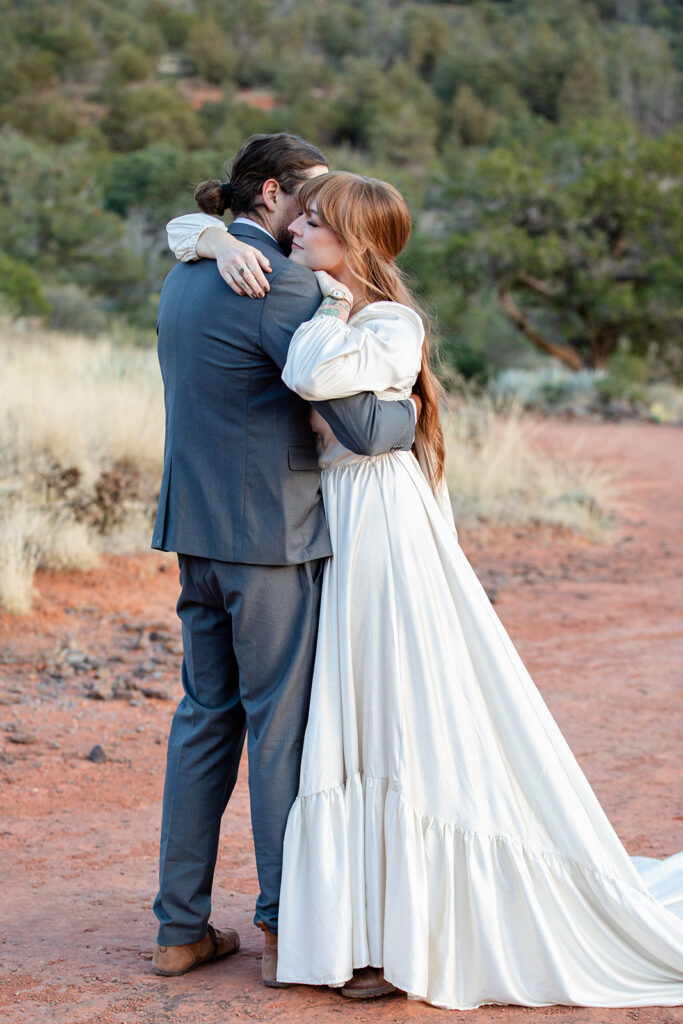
[152,222,416,565]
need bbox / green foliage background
[0,0,681,378]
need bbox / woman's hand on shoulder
[199,230,272,298]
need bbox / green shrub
[101,12,165,56]
[43,18,97,76]
[112,43,150,84]
[0,255,50,317]
[441,339,491,382]
[3,96,82,144]
[490,367,605,408]
[184,20,237,85]
[157,10,199,48]
[101,85,205,152]
[43,284,108,337]
[452,85,497,146]
[596,351,649,402]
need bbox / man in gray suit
[150,134,417,983]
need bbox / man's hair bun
[194,179,232,216]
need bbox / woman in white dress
[166,171,683,1010]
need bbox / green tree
[559,55,608,121]
[315,4,369,62]
[442,122,683,370]
[153,8,198,48]
[0,48,57,102]
[397,7,451,79]
[103,142,222,223]
[609,24,681,133]
[43,15,97,77]
[335,61,440,167]
[518,23,572,121]
[432,8,510,105]
[0,130,155,318]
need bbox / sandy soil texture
[0,420,682,1024]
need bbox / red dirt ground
[0,420,681,1024]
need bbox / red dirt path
[0,420,681,1024]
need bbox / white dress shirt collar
[231,217,275,241]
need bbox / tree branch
[497,287,584,370]
[515,271,560,299]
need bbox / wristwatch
[325,288,352,304]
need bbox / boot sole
[340,983,398,999]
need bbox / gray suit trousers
[154,553,324,943]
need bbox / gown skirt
[276,447,683,1010]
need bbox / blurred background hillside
[1,0,681,394]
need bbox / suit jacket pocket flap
[288,445,319,471]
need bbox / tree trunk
[497,288,584,371]
[590,327,619,369]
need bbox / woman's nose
[288,214,303,235]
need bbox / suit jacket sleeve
[259,264,416,456]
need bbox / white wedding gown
[276,301,683,1009]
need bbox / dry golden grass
[1,324,162,482]
[0,319,164,612]
[0,322,618,613]
[0,504,44,615]
[443,396,617,539]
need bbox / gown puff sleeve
[166,212,227,262]
[282,301,424,403]
[283,301,457,536]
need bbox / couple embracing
[150,133,683,1010]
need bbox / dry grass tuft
[443,396,617,539]
[0,503,45,615]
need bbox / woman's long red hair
[298,171,445,488]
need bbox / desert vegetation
[0,320,617,613]
[0,0,681,386]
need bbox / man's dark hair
[193,133,327,218]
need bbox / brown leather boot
[340,966,397,999]
[152,924,240,976]
[257,923,291,988]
